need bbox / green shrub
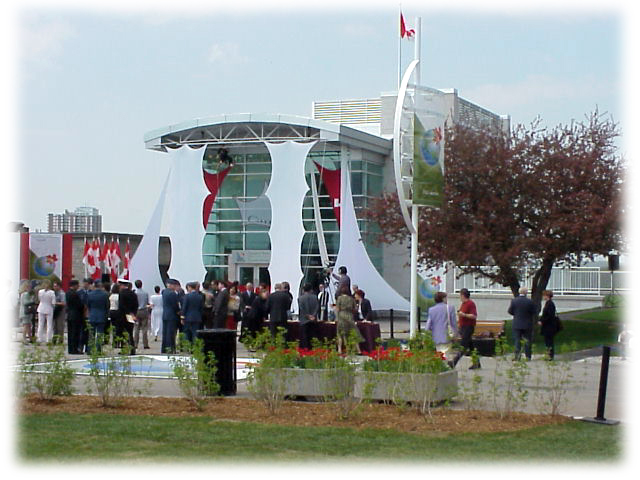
[170,338,220,410]
[18,344,74,400]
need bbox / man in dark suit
[65,280,84,354]
[508,287,539,361]
[161,279,181,353]
[240,282,256,320]
[297,283,320,350]
[77,278,92,354]
[181,281,204,344]
[87,281,109,353]
[266,283,292,337]
[212,281,229,329]
[118,279,139,355]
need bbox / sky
[1,0,635,237]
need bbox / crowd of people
[16,266,562,363]
[14,265,377,355]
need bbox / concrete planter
[277,368,353,398]
[354,369,458,403]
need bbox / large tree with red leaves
[366,111,624,308]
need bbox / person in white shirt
[149,285,163,342]
[36,279,56,343]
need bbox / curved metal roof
[143,113,391,155]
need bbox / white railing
[453,266,629,296]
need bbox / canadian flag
[82,238,96,279]
[100,236,112,279]
[400,13,415,39]
[111,239,122,282]
[122,238,131,280]
[90,238,102,280]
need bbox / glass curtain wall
[202,143,385,287]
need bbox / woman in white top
[108,284,120,345]
[149,285,163,342]
[36,279,56,343]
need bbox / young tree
[365,111,624,308]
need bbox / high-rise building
[47,206,102,234]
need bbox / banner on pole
[413,113,445,207]
[28,234,63,283]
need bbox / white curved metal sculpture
[264,140,317,295]
[164,145,209,285]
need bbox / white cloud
[20,19,77,69]
[206,42,248,65]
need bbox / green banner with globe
[413,114,444,207]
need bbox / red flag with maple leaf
[400,13,415,38]
[90,238,101,280]
[122,238,131,280]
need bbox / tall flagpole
[409,16,422,338]
[398,5,402,88]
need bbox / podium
[197,328,237,396]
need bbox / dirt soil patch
[19,395,568,436]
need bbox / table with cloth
[263,320,381,353]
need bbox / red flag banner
[202,166,232,229]
[400,13,415,38]
[90,238,101,280]
[111,239,122,282]
[313,161,342,228]
[122,239,131,280]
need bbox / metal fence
[453,266,629,296]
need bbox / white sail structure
[128,171,169,290]
[164,146,209,285]
[264,140,316,295]
[334,161,410,311]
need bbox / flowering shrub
[362,347,449,374]
[251,329,350,370]
[362,332,449,374]
[263,345,350,370]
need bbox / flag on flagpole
[90,238,102,280]
[101,235,112,280]
[82,238,91,279]
[400,12,415,38]
[111,238,122,283]
[122,238,131,280]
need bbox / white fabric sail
[264,140,316,296]
[334,163,410,312]
[128,171,169,291]
[164,146,209,285]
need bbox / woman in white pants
[36,279,56,343]
[149,286,163,342]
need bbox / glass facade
[202,144,384,287]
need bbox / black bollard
[580,345,619,425]
[417,307,421,332]
[389,309,394,339]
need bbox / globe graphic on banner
[419,276,438,300]
[34,256,55,277]
[419,129,441,167]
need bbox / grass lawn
[573,308,622,323]
[503,308,621,353]
[18,412,621,462]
